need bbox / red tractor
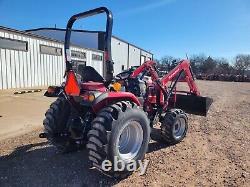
[40,7,212,177]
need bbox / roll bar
[64,7,113,81]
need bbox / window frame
[92,53,103,61]
[0,37,28,51]
[71,50,86,59]
[39,44,62,56]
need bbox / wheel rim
[173,118,186,139]
[118,121,143,160]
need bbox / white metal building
[27,28,153,75]
[0,26,153,90]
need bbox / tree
[160,56,174,65]
[189,54,207,74]
[159,56,180,71]
[160,56,173,71]
[234,54,250,75]
[156,53,250,77]
[200,56,217,74]
[214,58,231,74]
[154,58,160,65]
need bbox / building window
[71,50,86,59]
[71,60,86,75]
[92,54,103,61]
[40,44,62,56]
[77,63,87,75]
[0,37,28,51]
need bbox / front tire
[160,109,188,145]
[87,101,150,177]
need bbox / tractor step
[171,94,213,116]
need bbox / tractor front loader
[40,7,212,178]
[113,59,213,142]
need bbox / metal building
[27,28,153,75]
[0,26,153,90]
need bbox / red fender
[92,92,141,113]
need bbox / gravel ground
[0,81,249,186]
[0,88,54,140]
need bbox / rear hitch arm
[39,132,70,139]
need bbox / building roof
[0,26,103,53]
[0,25,153,56]
[25,27,153,55]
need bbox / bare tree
[214,58,232,74]
[234,54,250,75]
[154,58,160,65]
[160,56,179,71]
[156,54,250,79]
[161,56,174,65]
[190,54,207,74]
[201,56,217,74]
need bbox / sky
[0,0,250,60]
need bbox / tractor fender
[92,92,141,113]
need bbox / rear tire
[160,109,188,145]
[43,97,81,153]
[87,101,150,178]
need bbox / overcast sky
[1,0,250,60]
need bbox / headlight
[88,93,95,102]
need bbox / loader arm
[130,60,200,96]
[161,60,200,95]
[130,60,159,81]
[129,60,212,116]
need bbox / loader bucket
[173,94,213,116]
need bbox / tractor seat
[79,66,105,83]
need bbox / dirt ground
[0,81,249,186]
[0,88,55,140]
